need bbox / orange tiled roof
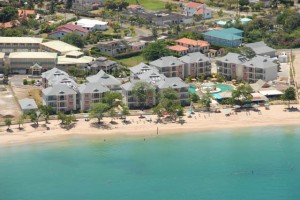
[18,9,36,19]
[185,2,203,9]
[127,4,141,9]
[176,38,209,47]
[168,45,189,52]
[0,20,20,28]
[195,8,205,15]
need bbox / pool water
[189,85,197,93]
[189,84,233,94]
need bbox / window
[69,95,73,99]
[85,94,89,98]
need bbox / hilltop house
[48,24,89,39]
[183,2,212,19]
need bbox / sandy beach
[0,104,300,146]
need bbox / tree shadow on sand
[90,122,112,130]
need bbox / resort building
[8,52,57,74]
[183,2,212,19]
[78,82,110,112]
[88,57,118,74]
[86,70,121,90]
[130,63,159,80]
[216,53,278,82]
[168,45,189,55]
[75,18,108,31]
[42,84,78,113]
[40,40,81,55]
[57,51,94,70]
[175,38,210,53]
[179,52,211,78]
[149,56,185,79]
[245,41,276,57]
[48,24,89,39]
[0,37,43,54]
[41,67,70,88]
[203,28,243,47]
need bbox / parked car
[34,80,41,86]
[0,74,4,78]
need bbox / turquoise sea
[1,126,300,200]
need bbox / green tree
[5,119,12,131]
[62,32,85,48]
[38,105,54,124]
[200,93,212,111]
[239,0,249,6]
[151,26,158,41]
[132,82,155,110]
[17,114,25,130]
[105,0,129,23]
[108,108,117,123]
[37,0,44,8]
[64,114,75,129]
[27,0,34,9]
[58,112,67,124]
[188,93,200,104]
[89,103,109,124]
[102,91,123,109]
[232,84,253,105]
[142,41,173,61]
[281,87,296,108]
[165,2,176,11]
[65,0,73,10]
[0,6,18,23]
[49,0,56,14]
[240,46,256,58]
[27,110,40,126]
[158,88,182,121]
[121,105,130,121]
[152,104,164,122]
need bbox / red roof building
[48,24,89,39]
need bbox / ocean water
[1,126,300,200]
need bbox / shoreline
[1,105,300,147]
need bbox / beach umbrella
[223,109,231,115]
[233,105,241,109]
[264,103,270,106]
[252,104,259,108]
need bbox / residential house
[0,37,43,54]
[42,84,78,113]
[150,56,185,79]
[8,52,57,74]
[78,82,110,112]
[64,0,104,11]
[203,28,243,47]
[127,4,144,10]
[75,18,108,31]
[245,41,276,57]
[86,70,121,90]
[88,57,118,74]
[96,40,129,56]
[40,40,81,55]
[175,38,210,53]
[249,0,271,7]
[129,41,147,51]
[179,52,211,78]
[216,53,278,82]
[183,2,212,19]
[48,24,89,39]
[18,9,36,20]
[168,45,189,55]
[57,51,94,70]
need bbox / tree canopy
[232,84,253,105]
[142,41,173,61]
[132,82,155,109]
[62,32,85,48]
[281,87,296,108]
[102,91,123,109]
[89,103,109,123]
[157,88,182,120]
[0,6,18,23]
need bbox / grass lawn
[102,0,166,10]
[117,54,147,67]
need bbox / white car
[0,74,4,78]
[34,81,41,86]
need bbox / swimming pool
[189,84,233,94]
[189,85,197,93]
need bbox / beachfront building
[8,52,57,74]
[150,56,185,79]
[129,63,158,80]
[216,53,278,82]
[75,19,108,31]
[88,57,118,74]
[18,98,38,114]
[41,67,70,88]
[48,24,89,39]
[78,82,110,112]
[40,40,81,56]
[183,2,212,19]
[86,70,121,90]
[0,37,43,54]
[203,28,243,47]
[42,84,78,113]
[245,41,276,57]
[179,52,211,78]
[57,51,94,70]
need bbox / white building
[183,2,212,19]
[75,19,108,31]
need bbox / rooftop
[56,23,88,33]
[76,18,108,28]
[86,70,121,86]
[9,52,57,59]
[79,82,109,94]
[0,37,43,44]
[168,45,189,52]
[41,40,80,54]
[203,28,243,40]
[179,52,210,63]
[42,84,77,96]
[18,98,38,110]
[185,2,203,9]
[245,41,276,55]
[176,38,209,47]
[150,56,184,68]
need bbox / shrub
[23,79,28,85]
[31,80,35,85]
